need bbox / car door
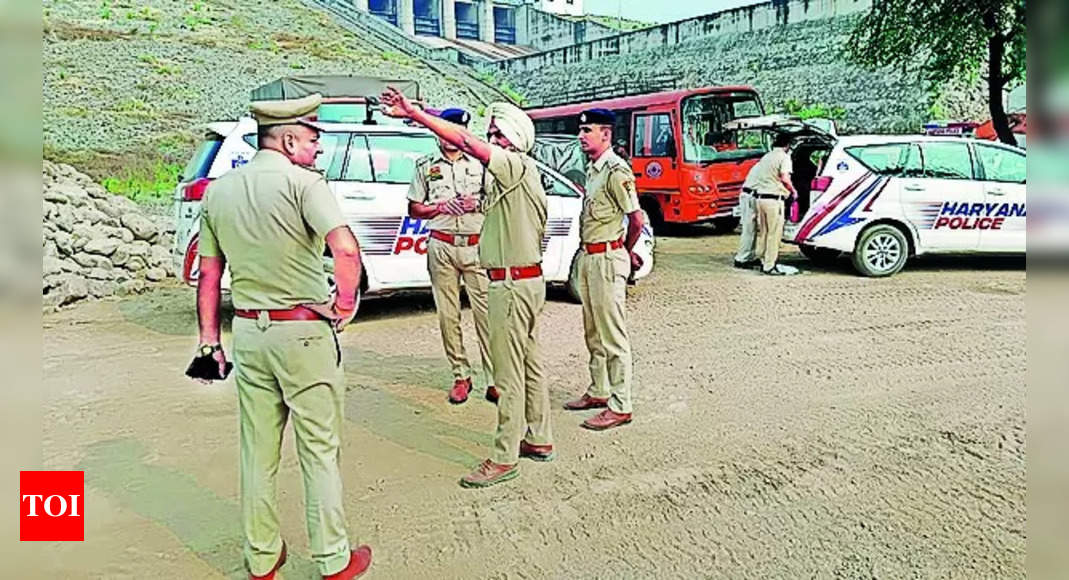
[904,141,984,252]
[535,161,582,282]
[336,133,439,289]
[973,143,1027,252]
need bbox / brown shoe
[519,440,555,462]
[564,394,609,410]
[249,542,287,580]
[459,459,518,488]
[485,385,500,404]
[322,545,372,580]
[582,409,633,431]
[448,378,472,404]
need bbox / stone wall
[42,162,178,310]
[488,0,989,133]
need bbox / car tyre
[852,224,909,277]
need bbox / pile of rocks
[42,161,178,310]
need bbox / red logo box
[20,471,84,541]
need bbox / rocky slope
[42,161,178,310]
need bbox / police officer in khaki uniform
[746,132,797,275]
[193,94,372,580]
[380,87,554,488]
[407,108,496,405]
[563,108,646,430]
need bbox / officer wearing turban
[380,87,553,488]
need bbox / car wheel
[566,250,583,304]
[799,244,841,265]
[852,224,909,277]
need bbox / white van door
[973,143,1027,252]
[903,141,985,252]
[335,133,439,289]
[535,162,583,282]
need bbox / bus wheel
[712,216,740,234]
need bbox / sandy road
[36,232,1025,579]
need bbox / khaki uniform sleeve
[607,165,640,214]
[198,192,221,258]
[301,174,347,238]
[487,146,526,187]
[778,150,794,177]
[407,158,430,203]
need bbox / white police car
[726,116,1026,277]
[172,118,655,308]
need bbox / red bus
[527,86,767,231]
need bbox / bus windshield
[680,93,766,164]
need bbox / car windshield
[680,93,766,164]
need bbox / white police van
[726,116,1026,277]
[172,117,655,308]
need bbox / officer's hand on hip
[334,304,358,333]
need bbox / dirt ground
[37,231,1025,579]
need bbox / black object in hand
[185,354,233,381]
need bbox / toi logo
[20,471,84,541]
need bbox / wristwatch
[198,344,222,357]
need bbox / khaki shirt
[581,149,640,244]
[199,149,346,310]
[478,146,547,269]
[743,148,793,197]
[406,151,485,235]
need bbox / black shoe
[763,266,786,276]
[734,260,761,270]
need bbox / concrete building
[536,0,583,17]
[356,0,520,44]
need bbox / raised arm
[380,87,493,165]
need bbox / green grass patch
[99,160,184,204]
[475,72,526,106]
[782,99,846,121]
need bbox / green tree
[848,0,1025,145]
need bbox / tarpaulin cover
[530,134,588,188]
[251,76,420,101]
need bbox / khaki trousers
[232,316,351,577]
[578,248,634,414]
[487,276,552,465]
[755,198,786,271]
[427,238,493,385]
[734,191,758,263]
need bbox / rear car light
[182,237,199,284]
[811,176,834,194]
[181,177,212,201]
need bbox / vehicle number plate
[731,205,742,217]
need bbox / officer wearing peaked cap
[564,108,646,431]
[192,93,373,579]
[407,107,497,406]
